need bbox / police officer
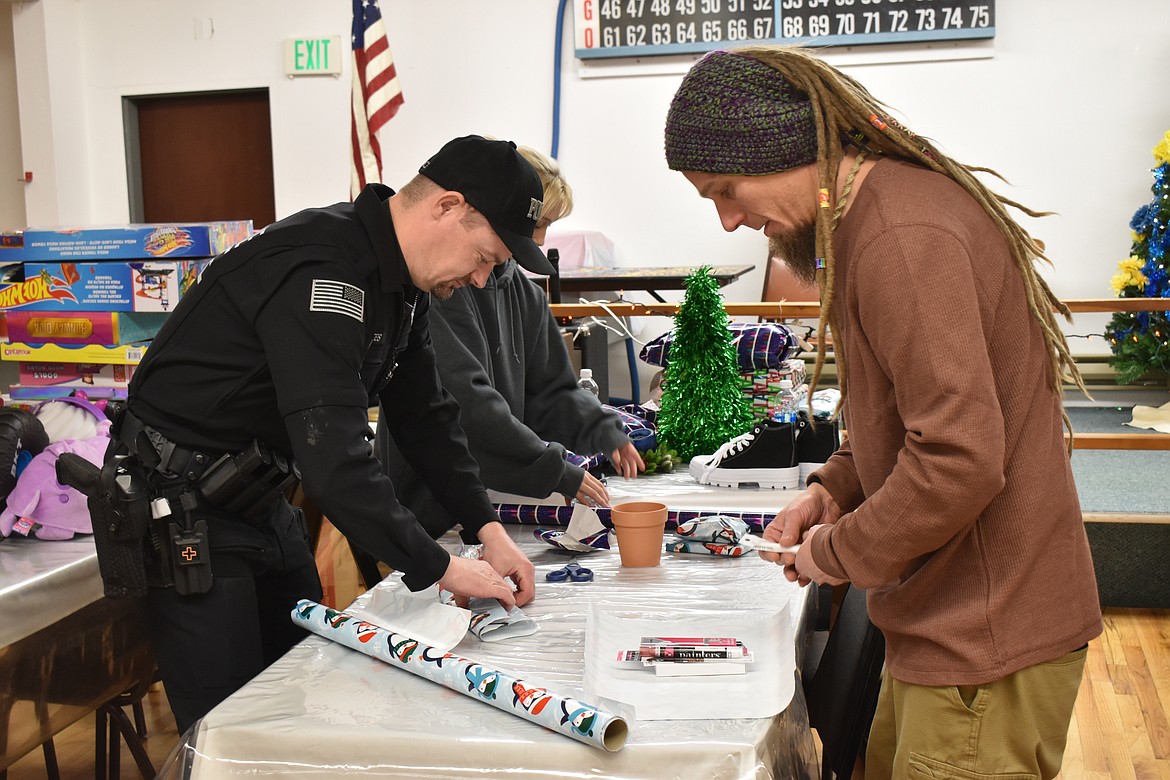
[109,135,545,732]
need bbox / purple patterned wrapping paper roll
[494,504,771,534]
[291,599,629,752]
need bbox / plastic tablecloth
[0,535,154,770]
[164,478,819,780]
[0,536,104,648]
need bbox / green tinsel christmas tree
[1105,130,1170,385]
[656,266,753,461]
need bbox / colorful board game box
[1,343,146,365]
[2,311,168,345]
[0,259,208,312]
[17,361,135,387]
[18,221,251,260]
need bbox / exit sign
[284,37,342,77]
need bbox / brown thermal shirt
[809,158,1102,686]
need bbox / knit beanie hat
[665,51,818,175]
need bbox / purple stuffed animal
[0,420,110,540]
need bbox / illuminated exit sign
[284,37,342,77]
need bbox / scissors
[545,561,594,583]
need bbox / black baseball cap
[419,135,554,276]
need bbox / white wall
[8,0,1170,363]
[0,7,25,232]
[13,0,352,225]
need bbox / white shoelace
[699,427,761,483]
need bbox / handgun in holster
[57,452,152,599]
[197,440,297,524]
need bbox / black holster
[80,409,299,597]
[58,452,152,599]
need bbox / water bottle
[578,368,600,398]
[773,379,799,423]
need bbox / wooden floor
[1058,609,1170,780]
[5,524,1168,778]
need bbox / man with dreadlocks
[665,47,1101,779]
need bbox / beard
[768,219,819,288]
[431,276,472,301]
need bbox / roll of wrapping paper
[494,504,772,534]
[291,599,629,752]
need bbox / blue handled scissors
[546,561,594,583]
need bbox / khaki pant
[865,646,1088,780]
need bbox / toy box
[18,221,251,260]
[1,342,146,365]
[0,233,24,262]
[1,311,169,345]
[7,384,129,401]
[0,259,208,312]
[17,361,135,387]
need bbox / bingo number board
[574,0,995,59]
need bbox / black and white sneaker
[796,412,841,482]
[688,420,799,489]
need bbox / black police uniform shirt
[127,184,497,590]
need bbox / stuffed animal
[0,407,50,502]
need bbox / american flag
[351,0,404,199]
[310,279,366,322]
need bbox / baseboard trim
[1084,512,1170,525]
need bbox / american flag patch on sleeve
[309,279,365,322]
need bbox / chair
[762,252,819,304]
[801,584,886,780]
[2,593,157,780]
[95,683,157,780]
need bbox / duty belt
[117,409,299,524]
[116,410,221,483]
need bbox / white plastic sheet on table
[585,602,793,721]
[161,509,818,779]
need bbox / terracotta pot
[610,501,668,567]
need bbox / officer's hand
[609,442,644,480]
[438,554,517,609]
[477,521,536,607]
[576,472,610,507]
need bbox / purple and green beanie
[665,51,818,176]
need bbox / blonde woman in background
[377,146,643,541]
